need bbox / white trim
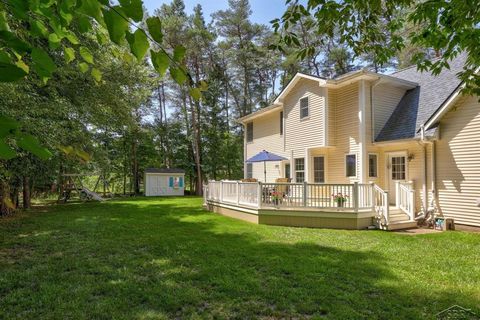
[324,88,329,146]
[358,80,367,183]
[274,73,327,105]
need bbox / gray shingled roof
[145,168,185,174]
[376,53,467,142]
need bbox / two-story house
[205,54,479,230]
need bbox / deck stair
[382,207,417,230]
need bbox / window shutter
[169,177,174,188]
[179,177,184,188]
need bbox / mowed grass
[0,197,479,319]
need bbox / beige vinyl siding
[284,78,326,157]
[372,83,406,139]
[436,95,480,226]
[245,110,287,182]
[327,83,360,183]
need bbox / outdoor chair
[274,178,291,204]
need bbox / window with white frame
[295,158,305,182]
[246,122,253,142]
[246,163,253,178]
[300,97,309,119]
[345,154,356,177]
[368,154,378,178]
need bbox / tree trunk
[23,176,30,209]
[0,180,14,216]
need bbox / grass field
[1,196,479,319]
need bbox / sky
[142,0,288,25]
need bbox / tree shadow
[0,197,478,319]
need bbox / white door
[387,153,407,204]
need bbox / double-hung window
[300,97,309,119]
[295,158,305,182]
[345,154,357,177]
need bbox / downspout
[418,125,428,213]
[370,78,382,144]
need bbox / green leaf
[150,50,169,76]
[31,47,56,78]
[77,15,92,33]
[119,0,144,22]
[0,50,11,63]
[0,62,28,82]
[15,59,29,73]
[30,19,49,38]
[64,47,75,63]
[91,67,102,82]
[146,17,162,43]
[78,62,89,73]
[189,87,202,101]
[65,31,79,45]
[0,31,30,53]
[0,11,10,31]
[16,133,52,160]
[78,0,103,23]
[8,0,29,20]
[0,115,19,137]
[199,80,208,91]
[74,148,91,162]
[173,45,186,62]
[125,29,149,61]
[96,31,108,45]
[170,66,186,85]
[0,139,16,160]
[79,46,94,64]
[48,33,61,49]
[103,6,129,45]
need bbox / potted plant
[332,193,348,207]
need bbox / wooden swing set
[58,173,112,203]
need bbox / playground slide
[82,188,105,201]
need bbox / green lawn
[1,197,479,319]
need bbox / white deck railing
[373,184,389,225]
[205,180,386,213]
[396,181,415,220]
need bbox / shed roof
[145,168,185,174]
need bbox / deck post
[303,181,308,207]
[353,182,359,213]
[257,182,262,209]
[409,189,415,220]
[220,180,223,202]
[236,181,240,206]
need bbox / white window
[295,158,305,182]
[345,154,356,177]
[369,154,378,178]
[313,156,325,183]
[246,122,253,142]
[246,163,253,178]
[300,97,309,119]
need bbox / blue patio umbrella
[246,150,287,182]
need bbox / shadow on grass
[0,196,478,319]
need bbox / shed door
[147,175,167,196]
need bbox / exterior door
[387,153,407,204]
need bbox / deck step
[384,220,418,231]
